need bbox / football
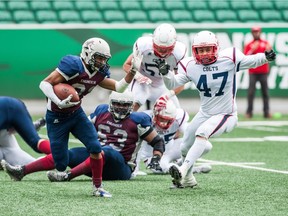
[53,83,79,102]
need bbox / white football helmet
[153,99,177,130]
[192,31,219,65]
[152,23,177,58]
[109,91,134,120]
[80,37,111,72]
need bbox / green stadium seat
[81,10,103,23]
[252,1,275,10]
[164,1,186,10]
[193,10,216,22]
[103,10,126,23]
[230,0,252,10]
[58,10,82,23]
[0,11,13,23]
[170,10,193,23]
[126,10,148,23]
[97,1,119,10]
[260,10,283,22]
[30,1,52,11]
[119,1,142,10]
[52,1,75,11]
[208,1,230,10]
[238,10,260,22]
[274,0,288,10]
[185,1,208,10]
[13,10,36,23]
[148,10,170,23]
[75,1,97,11]
[0,2,6,10]
[215,10,238,22]
[142,1,163,10]
[282,10,288,21]
[7,1,29,11]
[35,10,59,23]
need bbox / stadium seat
[260,10,283,22]
[148,10,170,23]
[193,10,216,22]
[75,1,97,11]
[274,0,288,10]
[58,10,82,23]
[0,1,6,10]
[215,10,238,22]
[282,10,288,21]
[126,10,149,23]
[81,10,103,23]
[208,1,230,10]
[52,1,75,11]
[103,10,126,23]
[7,1,29,11]
[97,1,119,10]
[13,10,36,23]
[238,10,261,22]
[230,0,252,10]
[30,1,52,11]
[252,1,275,10]
[0,11,13,23]
[35,10,59,23]
[142,1,163,10]
[119,1,142,10]
[164,1,186,10]
[185,1,208,10]
[170,10,193,23]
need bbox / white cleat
[92,185,112,198]
[192,164,212,174]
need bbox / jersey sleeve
[56,55,82,80]
[235,48,268,71]
[130,112,153,137]
[89,104,109,123]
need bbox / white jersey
[163,47,268,116]
[133,36,186,88]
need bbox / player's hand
[265,49,276,61]
[135,73,152,85]
[132,52,143,71]
[147,155,162,174]
[57,94,80,109]
[153,59,170,75]
[155,95,169,108]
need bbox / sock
[181,138,207,176]
[37,139,51,154]
[24,154,55,175]
[69,157,91,180]
[90,155,103,188]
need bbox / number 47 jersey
[172,47,268,116]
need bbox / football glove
[57,94,80,109]
[147,155,162,173]
[153,59,170,75]
[265,49,276,61]
[132,51,143,71]
[134,73,152,85]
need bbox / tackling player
[158,30,276,188]
[123,23,186,111]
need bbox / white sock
[181,138,207,176]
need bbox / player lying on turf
[0,96,50,168]
[1,91,165,183]
[134,97,211,176]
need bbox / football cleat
[47,170,71,182]
[33,117,46,131]
[193,164,212,174]
[92,185,112,198]
[170,175,197,189]
[1,160,24,181]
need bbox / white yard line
[198,158,288,175]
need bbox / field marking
[198,158,288,175]
[211,136,288,142]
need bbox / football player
[1,92,165,186]
[0,96,50,166]
[39,37,136,197]
[134,98,212,175]
[159,30,276,188]
[123,23,186,111]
